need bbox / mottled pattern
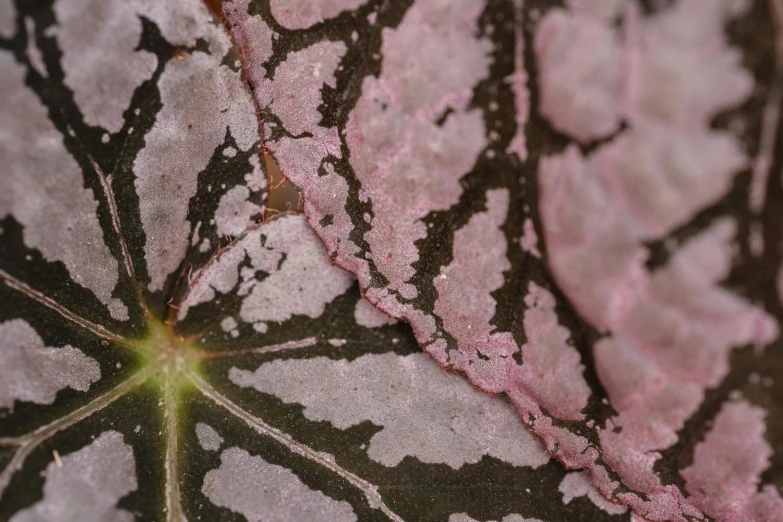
[222,0,273,88]
[10,431,137,522]
[565,0,625,19]
[214,185,263,237]
[349,0,491,304]
[0,319,100,409]
[680,398,783,521]
[224,0,783,519]
[431,190,519,391]
[0,51,127,320]
[228,0,492,309]
[2,0,781,521]
[203,447,357,522]
[52,0,157,133]
[180,214,353,330]
[133,10,258,291]
[517,283,590,420]
[267,41,347,136]
[430,190,589,421]
[230,352,550,469]
[536,2,777,519]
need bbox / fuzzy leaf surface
[224,0,783,520]
[0,1,634,521]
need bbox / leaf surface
[0,0,635,521]
[223,0,783,520]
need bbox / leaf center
[132,320,201,390]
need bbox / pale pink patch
[520,218,541,258]
[432,189,518,394]
[681,398,783,522]
[517,282,589,420]
[534,8,623,142]
[269,0,368,30]
[433,191,590,417]
[537,1,778,519]
[506,0,529,160]
[347,0,491,301]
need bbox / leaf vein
[0,370,149,501]
[188,372,404,522]
[0,269,128,347]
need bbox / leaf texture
[0,0,638,521]
[223,0,783,520]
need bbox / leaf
[224,0,783,520]
[0,0,634,521]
